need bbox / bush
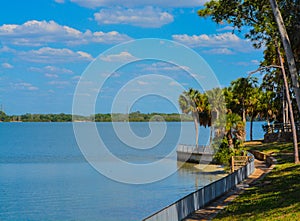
[213,136,245,169]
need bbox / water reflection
[177,161,228,189]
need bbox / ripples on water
[0,122,264,220]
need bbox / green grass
[213,142,300,221]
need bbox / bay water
[0,122,264,220]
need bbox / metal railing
[177,144,213,154]
[143,153,255,221]
[262,123,300,134]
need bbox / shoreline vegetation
[0,111,194,122]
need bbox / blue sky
[0,0,263,115]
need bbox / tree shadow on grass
[215,163,300,220]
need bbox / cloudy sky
[0,0,263,115]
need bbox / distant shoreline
[0,112,193,122]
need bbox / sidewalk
[183,159,274,221]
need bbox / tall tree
[198,0,300,113]
[247,87,262,141]
[225,77,258,140]
[275,40,299,163]
[269,0,300,114]
[258,89,278,125]
[215,112,245,148]
[179,88,201,146]
[206,88,226,142]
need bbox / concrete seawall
[143,153,255,221]
[176,144,213,164]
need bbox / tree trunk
[209,126,214,144]
[242,106,246,123]
[276,41,299,164]
[250,116,254,141]
[193,112,199,147]
[242,104,246,141]
[209,109,218,144]
[269,0,300,114]
[227,130,234,148]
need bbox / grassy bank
[213,141,300,221]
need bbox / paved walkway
[183,159,275,221]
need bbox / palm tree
[179,88,201,146]
[258,89,277,125]
[226,77,259,141]
[225,113,245,148]
[247,87,262,141]
[206,88,226,143]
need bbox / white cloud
[100,51,136,62]
[137,80,149,85]
[45,73,59,78]
[13,82,38,91]
[83,30,132,44]
[68,0,208,8]
[0,20,131,46]
[77,51,93,60]
[251,60,260,65]
[48,80,70,88]
[235,60,261,66]
[173,32,239,47]
[217,26,234,32]
[30,65,74,75]
[45,65,74,74]
[72,75,81,80]
[142,62,191,72]
[48,80,70,85]
[55,0,65,3]
[203,48,234,55]
[19,47,93,63]
[169,81,179,86]
[0,46,16,53]
[2,62,13,69]
[94,7,173,28]
[172,32,254,53]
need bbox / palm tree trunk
[227,131,233,148]
[209,126,214,144]
[269,0,300,114]
[193,112,199,147]
[276,41,299,164]
[209,109,218,144]
[242,106,246,141]
[250,116,254,141]
[242,106,246,123]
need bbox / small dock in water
[176,144,214,163]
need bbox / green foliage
[198,0,300,64]
[179,88,226,128]
[225,77,259,122]
[0,111,8,122]
[213,127,245,168]
[214,142,300,220]
[213,137,234,167]
[0,112,192,122]
[212,112,246,168]
[198,0,300,119]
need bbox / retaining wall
[143,155,255,221]
[249,150,277,167]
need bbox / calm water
[0,122,264,220]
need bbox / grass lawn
[213,141,300,221]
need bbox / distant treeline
[0,111,193,122]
